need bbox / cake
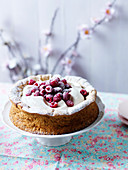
[9,74,99,135]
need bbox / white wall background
[0,0,127,94]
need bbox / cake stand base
[2,96,105,147]
[36,136,72,146]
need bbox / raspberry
[63,92,71,101]
[45,85,53,93]
[63,89,71,93]
[50,78,59,87]
[34,90,40,96]
[34,82,38,86]
[61,79,67,84]
[46,94,53,103]
[40,82,46,86]
[53,87,62,94]
[45,80,50,86]
[58,81,65,90]
[53,93,62,102]
[65,83,72,89]
[31,87,38,93]
[26,91,32,96]
[66,100,74,107]
[50,102,58,108]
[39,85,46,91]
[29,79,36,85]
[40,89,45,96]
[80,89,88,96]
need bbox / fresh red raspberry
[31,87,38,93]
[66,100,74,107]
[65,83,72,89]
[63,92,71,101]
[40,82,46,86]
[53,87,62,94]
[53,93,62,102]
[29,79,36,85]
[45,85,53,93]
[26,91,32,96]
[39,85,46,91]
[34,82,38,86]
[45,80,51,86]
[63,89,71,93]
[56,77,60,82]
[61,79,67,84]
[40,89,45,96]
[58,81,65,90]
[46,94,53,103]
[80,89,88,96]
[34,90,40,96]
[50,102,58,108]
[50,78,59,87]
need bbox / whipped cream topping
[21,84,84,115]
[9,74,96,116]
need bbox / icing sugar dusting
[9,74,96,116]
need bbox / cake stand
[1,96,105,146]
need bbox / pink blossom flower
[104,7,115,22]
[91,17,103,25]
[78,24,92,39]
[41,44,52,57]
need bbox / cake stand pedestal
[1,96,105,146]
[36,136,72,146]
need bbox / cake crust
[9,100,99,135]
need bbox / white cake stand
[1,96,105,146]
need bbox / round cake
[9,74,99,135]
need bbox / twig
[38,39,43,71]
[92,0,117,30]
[52,32,80,74]
[44,8,59,73]
[38,8,59,74]
[45,8,59,44]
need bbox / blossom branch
[52,0,117,75]
[38,8,59,74]
[52,32,80,74]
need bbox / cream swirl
[21,84,84,115]
[9,74,96,116]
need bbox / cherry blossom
[104,7,115,22]
[41,44,52,57]
[79,24,92,39]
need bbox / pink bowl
[118,99,128,125]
